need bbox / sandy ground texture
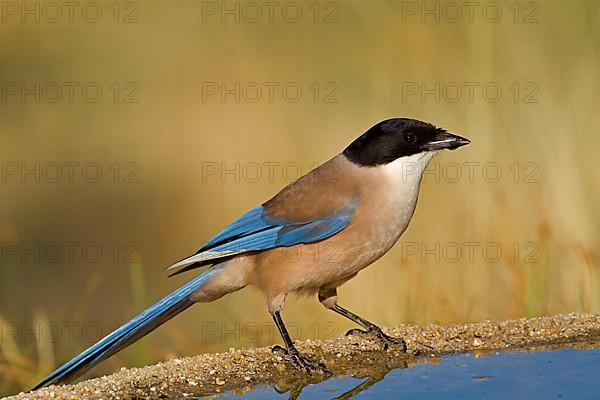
[6,313,600,399]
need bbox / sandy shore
[6,313,600,399]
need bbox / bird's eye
[402,133,417,145]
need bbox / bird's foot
[272,345,332,375]
[345,327,407,351]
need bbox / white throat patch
[382,151,438,185]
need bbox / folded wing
[165,196,359,276]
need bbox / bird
[32,117,470,389]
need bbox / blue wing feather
[276,199,358,246]
[200,206,269,251]
[166,196,359,274]
[201,196,359,252]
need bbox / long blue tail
[32,270,218,390]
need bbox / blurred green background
[1,0,599,395]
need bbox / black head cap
[343,118,470,167]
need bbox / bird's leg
[271,311,331,374]
[334,304,407,350]
[319,288,407,351]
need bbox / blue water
[219,347,600,399]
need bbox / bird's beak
[423,131,471,151]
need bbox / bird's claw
[345,327,407,351]
[272,345,332,375]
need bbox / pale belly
[339,192,419,276]
[250,190,419,298]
